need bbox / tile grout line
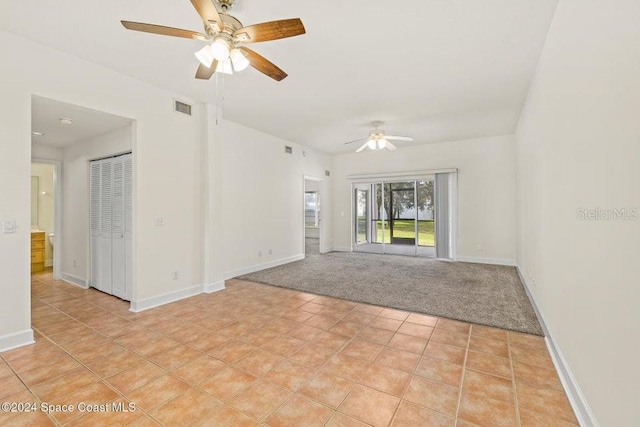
[508,333,522,427]
[453,323,472,425]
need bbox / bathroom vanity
[31,231,46,273]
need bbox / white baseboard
[204,280,225,294]
[0,329,35,352]
[516,266,598,427]
[224,254,305,280]
[456,256,516,266]
[130,284,204,313]
[45,259,53,267]
[61,272,89,289]
[331,246,353,252]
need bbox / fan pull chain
[214,73,225,125]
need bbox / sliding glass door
[355,189,369,245]
[353,178,436,257]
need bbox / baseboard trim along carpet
[238,242,542,335]
[0,329,35,352]
[517,266,598,427]
[224,254,305,280]
[456,256,516,267]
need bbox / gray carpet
[239,239,543,336]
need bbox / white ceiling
[3,0,558,153]
[31,96,132,148]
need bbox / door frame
[31,158,62,280]
[303,175,323,255]
[354,187,370,246]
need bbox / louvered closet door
[90,154,132,301]
[124,155,133,301]
[97,160,113,294]
[111,156,126,299]
[90,161,102,289]
[111,154,132,300]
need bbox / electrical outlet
[73,259,77,267]
[476,244,482,251]
[172,271,179,280]
[258,251,263,257]
[268,249,272,255]
[155,217,164,226]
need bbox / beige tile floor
[0,271,579,426]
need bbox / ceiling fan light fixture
[377,139,387,150]
[367,139,377,150]
[195,45,215,67]
[210,38,231,61]
[216,59,234,75]
[230,48,249,71]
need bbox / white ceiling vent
[284,146,293,154]
[174,100,192,116]
[325,170,331,177]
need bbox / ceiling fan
[344,121,414,152]
[120,0,305,81]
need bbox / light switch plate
[2,220,17,234]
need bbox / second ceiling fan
[121,0,305,81]
[344,121,414,152]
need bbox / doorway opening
[30,162,59,277]
[31,95,135,301]
[304,176,322,256]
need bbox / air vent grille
[325,170,331,177]
[174,100,192,116]
[284,146,293,154]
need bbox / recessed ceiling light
[60,118,73,125]
[31,131,44,136]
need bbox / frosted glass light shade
[230,48,249,71]
[216,59,234,75]
[210,38,230,61]
[195,45,214,68]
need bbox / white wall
[515,1,640,425]
[332,135,517,262]
[0,29,205,346]
[218,119,332,277]
[30,163,55,263]
[32,144,63,161]
[61,126,132,282]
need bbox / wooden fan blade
[190,0,224,31]
[121,21,207,40]
[239,47,287,81]
[386,135,414,141]
[344,138,367,146]
[355,141,369,153]
[195,61,218,80]
[235,18,305,43]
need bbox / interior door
[90,154,132,300]
[111,156,125,299]
[96,159,113,294]
[111,153,133,301]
